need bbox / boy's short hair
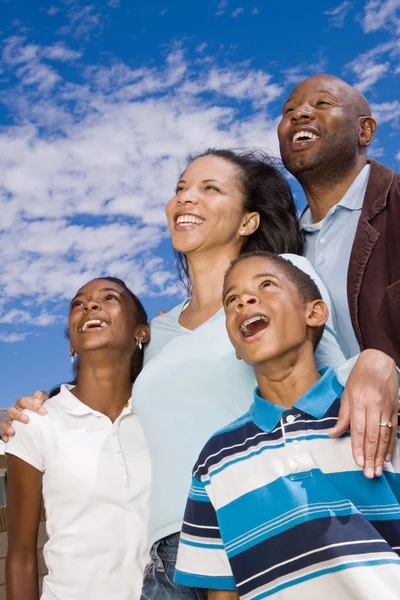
[225,251,325,349]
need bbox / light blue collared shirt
[299,164,371,358]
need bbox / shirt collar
[250,367,343,433]
[299,163,371,230]
[56,384,134,416]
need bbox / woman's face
[165,155,248,257]
[68,279,143,358]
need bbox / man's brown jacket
[348,159,400,364]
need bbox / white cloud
[251,8,259,15]
[58,4,103,40]
[362,0,400,33]
[0,38,281,328]
[232,7,244,17]
[108,0,120,7]
[324,1,352,27]
[370,100,400,123]
[0,332,30,343]
[48,6,60,16]
[216,0,229,16]
[346,40,400,91]
[397,150,400,159]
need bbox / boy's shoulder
[193,410,260,479]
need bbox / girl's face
[68,279,146,358]
[165,155,250,257]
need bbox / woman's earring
[137,338,143,351]
[240,229,246,236]
[69,351,75,364]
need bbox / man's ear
[359,116,376,147]
[135,324,150,345]
[305,299,329,330]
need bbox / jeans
[140,533,208,600]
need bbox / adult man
[278,74,400,364]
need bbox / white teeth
[241,315,269,328]
[80,320,108,332]
[239,315,270,337]
[293,131,319,142]
[176,215,204,225]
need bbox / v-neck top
[133,253,349,546]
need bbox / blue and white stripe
[175,368,400,599]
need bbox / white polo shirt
[6,385,151,600]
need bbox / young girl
[5,277,151,600]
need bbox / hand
[1,391,49,442]
[330,349,398,478]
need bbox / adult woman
[3,150,398,600]
[6,277,150,600]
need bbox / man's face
[223,257,311,369]
[278,75,361,179]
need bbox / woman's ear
[135,324,150,345]
[239,212,260,237]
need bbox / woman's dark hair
[50,276,148,397]
[175,148,303,290]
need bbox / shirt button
[292,440,300,448]
[122,474,127,479]
[320,237,326,244]
[286,415,296,424]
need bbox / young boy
[174,252,400,600]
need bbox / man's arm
[6,454,43,600]
[208,591,239,599]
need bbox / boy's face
[223,257,316,368]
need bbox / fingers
[15,391,48,415]
[329,391,350,438]
[362,408,383,478]
[0,420,14,443]
[385,410,398,463]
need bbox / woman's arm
[1,391,49,442]
[208,591,239,600]
[6,454,43,600]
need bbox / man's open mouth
[292,130,320,143]
[239,315,270,338]
[79,319,109,332]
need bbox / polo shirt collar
[250,367,343,433]
[299,163,371,229]
[56,384,134,416]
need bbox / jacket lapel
[347,160,394,348]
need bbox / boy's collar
[250,367,343,433]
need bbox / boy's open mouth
[239,315,270,338]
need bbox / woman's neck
[180,247,240,329]
[187,246,240,309]
[72,354,133,422]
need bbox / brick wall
[0,505,48,599]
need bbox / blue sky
[1,0,400,403]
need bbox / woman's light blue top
[133,254,350,547]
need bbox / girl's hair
[175,148,303,290]
[50,276,148,397]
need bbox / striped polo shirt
[175,368,400,599]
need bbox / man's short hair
[225,251,325,348]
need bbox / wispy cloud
[362,0,400,33]
[0,37,281,329]
[346,40,400,91]
[0,332,30,343]
[324,1,352,28]
[370,100,400,123]
[216,0,229,16]
[232,7,244,17]
[58,3,103,40]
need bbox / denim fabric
[140,534,207,600]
